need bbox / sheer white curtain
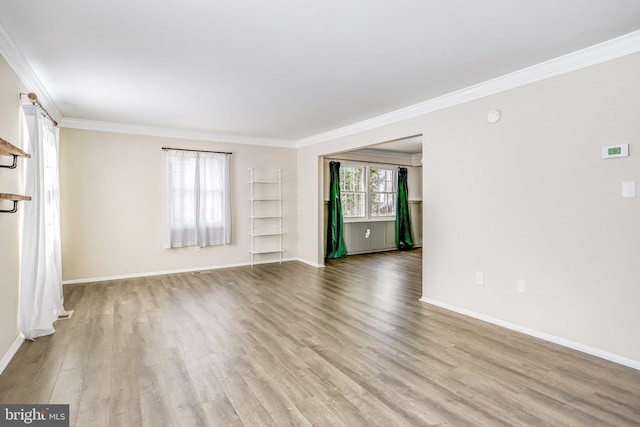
[163,149,231,248]
[20,104,65,340]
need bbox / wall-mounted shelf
[0,137,31,169]
[0,193,32,214]
[1,136,31,214]
[249,169,283,266]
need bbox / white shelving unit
[249,168,283,266]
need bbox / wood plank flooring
[1,249,640,426]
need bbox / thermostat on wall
[602,143,629,159]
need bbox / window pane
[340,166,365,192]
[369,168,396,217]
[369,168,394,193]
[341,192,365,217]
[370,193,396,217]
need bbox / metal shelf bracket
[0,154,18,169]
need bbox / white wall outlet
[622,181,636,198]
[517,280,526,294]
[476,272,484,286]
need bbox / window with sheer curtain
[163,149,231,249]
[20,104,66,340]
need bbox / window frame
[368,166,397,219]
[339,163,397,222]
[339,164,367,219]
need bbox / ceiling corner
[0,21,62,122]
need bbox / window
[339,165,366,218]
[369,167,396,217]
[163,150,231,248]
[340,164,396,220]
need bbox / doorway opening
[322,135,423,262]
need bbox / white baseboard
[62,257,299,285]
[420,297,640,371]
[293,257,326,268]
[0,334,25,375]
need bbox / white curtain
[163,149,231,248]
[20,104,65,340]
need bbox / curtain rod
[324,157,418,168]
[162,147,232,155]
[20,93,58,126]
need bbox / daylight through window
[340,165,396,219]
[163,149,231,248]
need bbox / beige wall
[0,56,26,363]
[297,53,640,364]
[60,128,297,281]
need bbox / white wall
[297,53,640,365]
[60,128,297,281]
[0,55,26,366]
[421,54,640,364]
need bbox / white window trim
[341,163,397,223]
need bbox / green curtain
[395,167,414,250]
[326,161,348,259]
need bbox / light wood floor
[1,249,639,426]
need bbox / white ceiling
[1,1,640,144]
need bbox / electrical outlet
[517,280,525,293]
[476,272,484,286]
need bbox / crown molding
[59,117,295,148]
[0,22,294,148]
[0,22,62,122]
[297,30,640,148]
[3,17,639,149]
[326,149,422,167]
[347,148,417,160]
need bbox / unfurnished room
[1,1,640,426]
